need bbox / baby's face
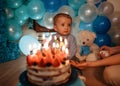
[54,16,72,36]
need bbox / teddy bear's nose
[83,42,85,45]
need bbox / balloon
[79,21,94,32]
[78,3,98,22]
[6,0,23,8]
[87,0,100,4]
[5,7,14,19]
[93,16,111,34]
[15,17,27,26]
[60,0,68,6]
[19,35,40,55]
[0,10,6,26]
[98,2,114,16]
[15,5,29,20]
[43,0,60,12]
[27,0,46,20]
[6,19,22,41]
[108,27,120,45]
[68,0,86,10]
[22,29,38,39]
[108,11,120,27]
[43,12,55,29]
[94,33,111,47]
[72,16,80,28]
[58,5,75,18]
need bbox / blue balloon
[93,16,111,34]
[19,35,40,56]
[43,0,60,12]
[6,19,22,41]
[27,0,46,20]
[6,0,23,8]
[60,0,68,6]
[79,21,94,32]
[94,33,111,47]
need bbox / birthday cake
[26,48,71,86]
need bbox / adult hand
[99,46,113,58]
[70,60,88,69]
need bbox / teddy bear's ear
[91,32,96,38]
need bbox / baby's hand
[99,50,110,58]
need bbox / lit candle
[60,36,62,42]
[42,34,46,40]
[54,36,57,40]
[65,48,69,58]
[64,38,68,46]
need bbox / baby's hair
[53,13,72,25]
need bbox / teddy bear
[76,30,100,61]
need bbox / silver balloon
[87,0,100,4]
[108,11,120,27]
[78,3,98,22]
[108,26,120,45]
[98,2,114,16]
[43,12,55,29]
[57,5,75,18]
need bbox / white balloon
[78,3,98,22]
[19,35,40,56]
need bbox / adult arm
[70,54,120,69]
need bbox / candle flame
[54,36,57,40]
[60,36,62,42]
[64,38,68,46]
[65,48,69,55]
[42,34,46,40]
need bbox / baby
[49,13,77,59]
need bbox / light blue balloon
[5,8,14,19]
[27,0,46,20]
[6,0,23,8]
[15,17,27,26]
[79,21,95,32]
[19,35,40,56]
[68,0,86,10]
[15,5,29,20]
[6,19,22,41]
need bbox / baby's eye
[61,23,65,26]
[68,24,71,27]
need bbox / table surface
[0,56,85,86]
[0,56,26,86]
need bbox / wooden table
[0,56,26,86]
